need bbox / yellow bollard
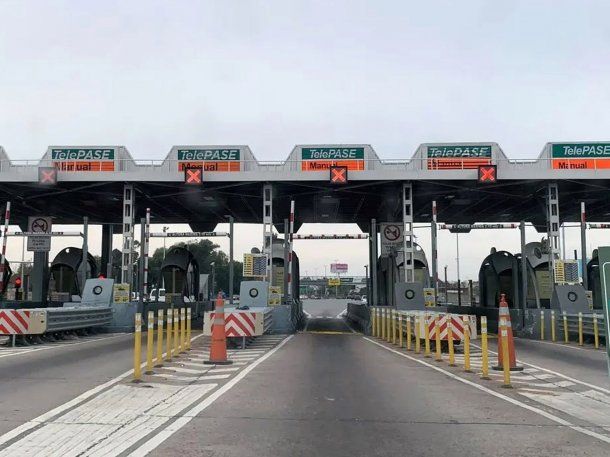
[391,310,397,344]
[133,313,142,381]
[398,314,403,348]
[578,312,583,346]
[186,307,192,350]
[414,314,421,353]
[371,307,376,337]
[382,308,386,340]
[551,310,556,342]
[173,308,180,356]
[480,316,490,379]
[375,308,380,337]
[447,314,455,366]
[387,309,392,342]
[180,308,186,353]
[166,308,173,361]
[156,309,164,366]
[406,314,412,351]
[593,313,599,349]
[540,310,545,340]
[563,311,569,343]
[424,313,431,357]
[463,316,471,372]
[500,322,511,388]
[377,308,382,337]
[434,315,442,362]
[145,311,154,374]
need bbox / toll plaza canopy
[1,142,610,231]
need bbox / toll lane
[0,333,135,435]
[149,320,609,457]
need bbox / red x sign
[184,167,202,185]
[478,165,497,183]
[330,166,348,185]
[38,167,57,185]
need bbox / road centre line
[364,337,610,445]
[472,342,610,395]
[128,334,294,456]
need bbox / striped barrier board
[399,311,477,341]
[204,308,271,337]
[0,309,47,335]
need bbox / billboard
[330,263,348,274]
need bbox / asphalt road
[302,298,349,318]
[150,318,610,457]
[0,333,137,435]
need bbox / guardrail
[346,302,370,331]
[559,313,606,338]
[0,306,112,336]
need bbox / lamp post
[210,261,216,299]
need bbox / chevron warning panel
[210,312,257,337]
[0,309,31,335]
[425,314,467,341]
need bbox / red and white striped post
[143,207,150,299]
[287,200,295,301]
[0,202,11,295]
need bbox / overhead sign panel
[426,145,492,170]
[177,149,241,172]
[551,143,610,170]
[51,148,115,172]
[301,147,365,172]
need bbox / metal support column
[402,182,415,282]
[31,251,48,303]
[121,184,135,291]
[371,219,378,306]
[283,219,289,305]
[581,202,588,290]
[101,224,113,278]
[262,184,274,286]
[229,215,234,307]
[79,216,89,295]
[520,221,527,313]
[138,218,145,306]
[546,183,560,290]
[431,200,438,302]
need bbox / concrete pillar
[520,221,527,313]
[283,219,289,305]
[101,224,113,278]
[79,216,89,295]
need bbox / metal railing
[559,313,606,338]
[45,307,112,332]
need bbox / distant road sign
[328,278,341,286]
[27,216,52,252]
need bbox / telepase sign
[51,148,116,172]
[176,148,241,172]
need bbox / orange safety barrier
[204,293,233,365]
[494,293,522,371]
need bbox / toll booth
[49,247,98,297]
[271,238,300,303]
[160,247,199,301]
[587,250,602,310]
[520,241,554,309]
[0,259,12,295]
[478,249,520,308]
[377,242,430,308]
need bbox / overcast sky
[1,1,610,280]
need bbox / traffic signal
[14,277,22,289]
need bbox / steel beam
[263,184,273,285]
[371,219,378,306]
[431,200,438,302]
[121,184,135,290]
[79,216,89,295]
[402,182,415,282]
[546,183,560,289]
[581,202,588,290]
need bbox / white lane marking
[472,343,610,395]
[521,339,603,352]
[0,383,218,457]
[486,373,557,381]
[0,333,205,448]
[364,337,610,445]
[0,334,128,360]
[208,367,240,373]
[129,335,294,456]
[520,389,610,427]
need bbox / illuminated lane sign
[551,143,610,170]
[177,149,241,172]
[51,148,115,172]
[426,145,492,170]
[301,147,365,172]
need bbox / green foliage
[147,239,242,294]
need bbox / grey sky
[1,1,609,279]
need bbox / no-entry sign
[380,223,403,255]
[27,216,52,252]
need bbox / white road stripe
[0,334,127,360]
[129,335,293,456]
[365,337,610,445]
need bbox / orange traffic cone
[204,293,233,365]
[493,293,522,371]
